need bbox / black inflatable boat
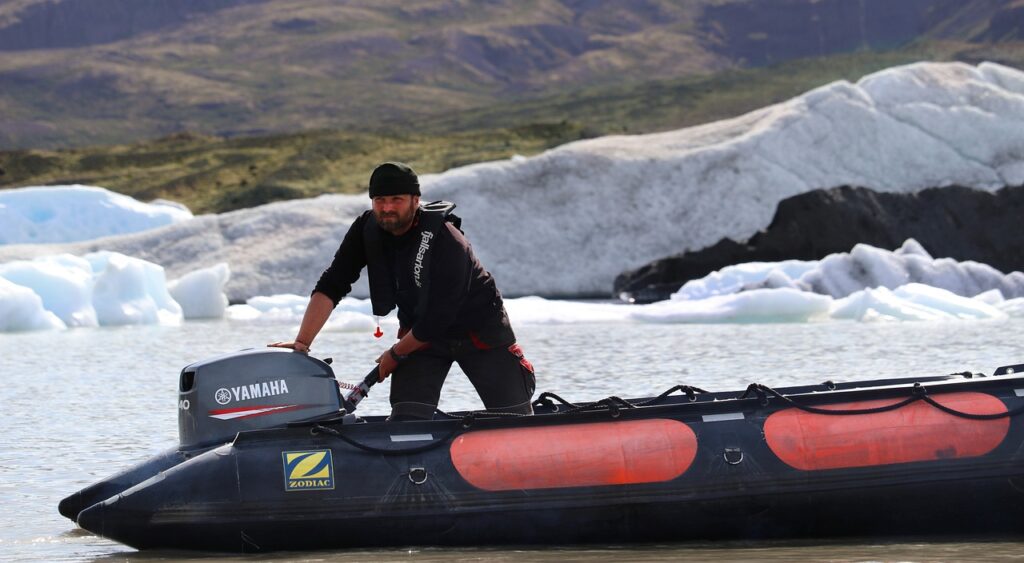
[60,348,1024,552]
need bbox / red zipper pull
[373,316,383,338]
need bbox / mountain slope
[1,0,1020,149]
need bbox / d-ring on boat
[59,348,1024,552]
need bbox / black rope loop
[596,398,622,418]
[601,396,638,418]
[636,384,709,406]
[533,392,578,409]
[741,384,770,406]
[606,396,636,409]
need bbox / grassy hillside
[0,124,595,213]
[5,42,1011,214]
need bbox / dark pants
[389,311,536,420]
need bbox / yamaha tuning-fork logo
[213,379,290,405]
[282,450,335,491]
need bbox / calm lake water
[2,315,1023,562]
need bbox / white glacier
[0,185,193,245]
[0,276,66,332]
[2,237,1021,332]
[0,254,97,327]
[830,284,1006,322]
[633,288,833,324]
[168,263,231,319]
[672,239,1024,301]
[672,260,818,301]
[2,60,1024,332]
[0,252,231,331]
[0,62,1021,301]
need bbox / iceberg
[0,185,192,245]
[169,263,231,319]
[0,276,66,332]
[673,239,1024,301]
[0,252,230,332]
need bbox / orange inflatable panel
[765,391,1009,471]
[450,419,697,491]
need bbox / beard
[375,202,417,233]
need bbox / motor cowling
[177,348,341,449]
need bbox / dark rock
[614,185,1024,302]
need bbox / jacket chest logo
[413,231,434,288]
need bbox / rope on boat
[312,377,1022,455]
[532,391,578,409]
[634,385,709,405]
[746,382,1024,420]
[530,385,709,413]
[432,409,528,421]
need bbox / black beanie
[368,162,420,198]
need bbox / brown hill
[1,0,1020,149]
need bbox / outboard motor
[178,348,342,449]
[59,348,345,523]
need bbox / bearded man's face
[372,195,419,234]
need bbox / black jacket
[313,209,505,342]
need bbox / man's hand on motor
[268,341,310,353]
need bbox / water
[2,316,1023,562]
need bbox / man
[270,162,535,420]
